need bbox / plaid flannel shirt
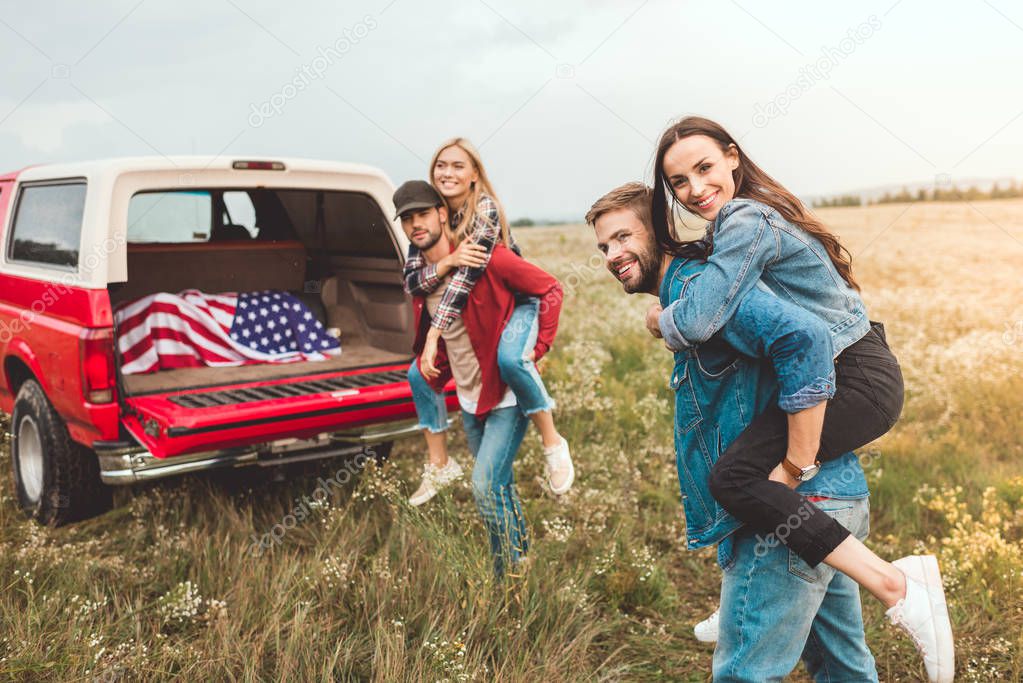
[402,193,518,331]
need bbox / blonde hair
[429,137,511,247]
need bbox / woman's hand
[435,241,488,279]
[421,328,442,380]
[447,241,488,269]
[768,462,800,489]
[646,303,664,339]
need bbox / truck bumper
[94,417,453,484]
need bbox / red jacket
[413,244,563,416]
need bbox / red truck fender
[0,337,50,411]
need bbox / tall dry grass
[1,199,1022,681]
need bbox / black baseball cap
[392,180,443,219]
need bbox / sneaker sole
[897,555,955,682]
[408,489,438,507]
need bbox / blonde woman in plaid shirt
[403,137,574,506]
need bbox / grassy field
[2,199,1022,681]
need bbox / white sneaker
[544,438,574,495]
[408,464,439,507]
[886,555,955,683]
[694,608,719,643]
[409,460,463,507]
[434,458,464,487]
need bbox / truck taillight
[80,328,115,404]
[232,160,285,170]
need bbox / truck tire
[10,380,112,525]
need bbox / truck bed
[121,340,410,396]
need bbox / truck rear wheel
[10,380,112,525]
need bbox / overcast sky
[2,0,1022,220]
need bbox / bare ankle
[880,566,907,608]
[542,434,563,450]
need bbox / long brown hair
[429,137,511,247]
[651,116,860,290]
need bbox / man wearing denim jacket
[587,183,877,682]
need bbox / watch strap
[781,457,803,479]
[782,457,821,480]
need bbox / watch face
[800,465,821,482]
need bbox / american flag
[115,289,341,375]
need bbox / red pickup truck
[0,157,456,524]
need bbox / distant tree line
[509,218,572,227]
[814,195,863,207]
[813,179,1023,208]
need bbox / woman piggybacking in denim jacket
[649,116,954,683]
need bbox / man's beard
[622,244,661,294]
[414,228,443,250]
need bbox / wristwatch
[782,457,821,482]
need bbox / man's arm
[417,346,453,386]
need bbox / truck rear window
[127,188,397,260]
[7,181,87,268]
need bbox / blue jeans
[497,298,555,415]
[713,497,877,683]
[407,360,448,433]
[462,406,530,577]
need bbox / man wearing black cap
[393,180,489,506]
[393,180,563,577]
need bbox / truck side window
[322,192,398,259]
[222,191,258,238]
[274,190,398,260]
[8,181,87,268]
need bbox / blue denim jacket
[659,198,871,358]
[661,257,869,569]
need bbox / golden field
[1,199,1022,681]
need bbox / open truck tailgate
[121,363,455,458]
